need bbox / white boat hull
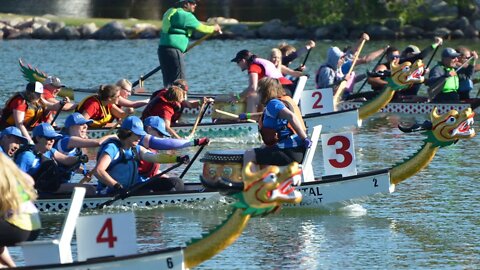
[36,183,220,212]
[286,169,393,208]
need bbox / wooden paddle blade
[427,79,446,100]
[333,80,348,109]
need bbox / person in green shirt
[158,0,222,87]
[426,48,461,102]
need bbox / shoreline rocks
[1,15,480,40]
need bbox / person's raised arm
[164,118,181,139]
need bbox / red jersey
[141,89,182,123]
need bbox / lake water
[2,38,480,269]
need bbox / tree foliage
[289,0,432,27]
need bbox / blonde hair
[0,154,37,215]
[116,79,132,91]
[257,77,285,104]
[270,48,282,68]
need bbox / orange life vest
[0,93,45,130]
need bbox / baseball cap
[404,45,420,55]
[32,123,63,139]
[43,76,65,88]
[442,47,460,58]
[231,49,251,63]
[1,126,28,144]
[144,116,171,137]
[65,112,94,128]
[121,116,147,136]
[26,81,44,94]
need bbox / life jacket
[258,96,306,146]
[141,89,182,122]
[253,58,292,85]
[15,145,71,193]
[96,139,138,192]
[0,93,45,130]
[163,8,191,37]
[76,95,113,128]
[138,148,161,179]
[54,135,83,182]
[4,182,41,231]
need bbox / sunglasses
[391,54,400,58]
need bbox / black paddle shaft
[50,100,67,126]
[132,65,162,88]
[95,161,184,209]
[179,144,206,179]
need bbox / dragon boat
[203,107,475,208]
[19,163,302,269]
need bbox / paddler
[0,82,71,144]
[158,0,222,87]
[41,76,76,124]
[243,77,311,170]
[228,49,294,114]
[426,47,461,102]
[75,84,133,128]
[93,116,190,197]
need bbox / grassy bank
[0,13,163,28]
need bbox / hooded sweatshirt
[316,46,345,89]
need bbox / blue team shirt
[97,142,138,193]
[16,148,56,175]
[263,99,302,149]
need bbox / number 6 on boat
[321,132,357,177]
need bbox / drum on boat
[200,150,245,183]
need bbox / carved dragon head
[231,162,303,216]
[387,59,425,90]
[424,107,476,147]
[19,59,48,83]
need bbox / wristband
[236,93,241,100]
[246,112,251,119]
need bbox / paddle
[50,100,67,126]
[295,47,312,71]
[132,33,216,88]
[355,47,389,94]
[213,109,258,123]
[426,43,441,69]
[428,56,474,100]
[179,144,206,179]
[187,100,212,139]
[333,37,368,106]
[95,161,184,209]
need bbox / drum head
[200,150,244,163]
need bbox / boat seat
[301,124,322,183]
[292,76,308,105]
[19,187,86,266]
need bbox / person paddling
[243,77,311,170]
[0,82,72,144]
[138,116,208,189]
[41,76,76,124]
[75,84,133,128]
[93,116,190,196]
[158,0,222,87]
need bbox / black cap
[231,49,251,63]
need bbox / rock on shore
[1,13,480,40]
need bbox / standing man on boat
[158,0,222,87]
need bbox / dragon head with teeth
[426,107,476,147]
[231,162,303,216]
[388,59,425,90]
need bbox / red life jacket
[141,89,182,123]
